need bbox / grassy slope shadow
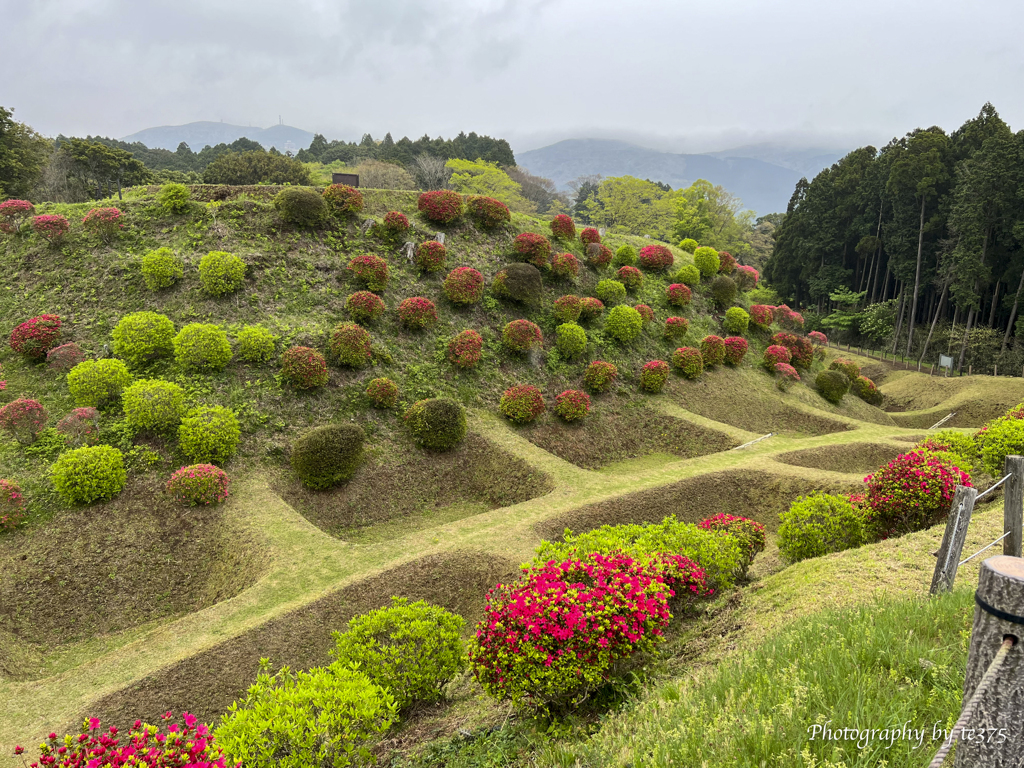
[773,442,904,475]
[274,433,554,539]
[0,476,266,678]
[81,550,516,730]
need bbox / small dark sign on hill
[332,173,359,187]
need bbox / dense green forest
[765,103,1024,372]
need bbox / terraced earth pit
[774,442,904,474]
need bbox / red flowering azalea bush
[447,330,483,368]
[717,251,736,273]
[467,195,511,228]
[415,240,447,272]
[379,210,409,238]
[166,464,231,506]
[499,384,545,424]
[82,207,123,240]
[281,346,329,388]
[418,189,464,224]
[585,243,613,269]
[580,227,601,245]
[853,375,883,406]
[672,347,703,379]
[735,264,759,290]
[763,344,792,369]
[808,330,827,345]
[749,304,774,329]
[46,342,85,371]
[514,232,552,269]
[640,360,670,393]
[550,214,576,240]
[578,296,604,321]
[502,319,543,353]
[699,514,766,577]
[32,214,70,243]
[10,314,61,359]
[346,290,386,324]
[398,297,438,329]
[774,304,805,330]
[666,283,692,307]
[865,451,971,538]
[700,335,726,367]
[0,398,47,444]
[771,332,814,368]
[583,360,618,393]
[467,552,673,712]
[723,336,748,365]
[639,244,673,271]
[0,199,34,234]
[829,357,861,382]
[1,478,25,531]
[664,316,689,342]
[322,183,364,214]
[551,252,580,280]
[635,304,654,324]
[56,407,100,447]
[553,295,583,323]
[775,363,800,391]
[329,323,372,368]
[554,389,591,422]
[366,377,399,408]
[443,266,485,305]
[348,253,389,291]
[617,265,643,291]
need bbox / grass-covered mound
[881,371,1024,428]
[774,442,904,474]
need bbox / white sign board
[939,354,953,369]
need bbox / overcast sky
[4,0,1023,154]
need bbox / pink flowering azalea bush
[513,232,552,269]
[347,253,389,292]
[584,243,612,269]
[345,290,386,324]
[1,478,25,531]
[397,297,438,329]
[771,331,814,368]
[808,330,827,345]
[723,336,748,365]
[664,316,689,342]
[443,266,484,305]
[672,347,703,379]
[418,189,464,224]
[638,244,673,271]
[580,227,601,245]
[0,199,35,234]
[578,296,604,321]
[634,304,654,324]
[717,251,736,273]
[82,207,123,240]
[698,514,766,578]
[763,344,792,370]
[639,360,670,393]
[46,342,86,371]
[32,214,70,243]
[773,304,805,330]
[447,329,483,368]
[775,362,801,391]
[616,265,643,291]
[551,252,580,280]
[467,195,511,228]
[378,210,409,238]
[865,451,971,539]
[550,214,576,240]
[666,283,692,307]
[499,384,545,424]
[166,464,231,506]
[734,264,759,290]
[0,398,48,445]
[583,360,618,393]
[749,304,774,329]
[553,295,583,323]
[502,319,543,354]
[56,407,100,447]
[699,335,725,367]
[10,314,62,359]
[554,389,591,422]
[415,240,447,272]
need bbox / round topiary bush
[366,377,399,408]
[550,214,576,240]
[555,322,587,359]
[639,360,670,393]
[723,336,748,365]
[776,362,801,391]
[173,323,232,372]
[348,253,389,292]
[554,389,591,422]
[717,251,737,273]
[815,369,850,404]
[693,246,720,278]
[698,513,766,577]
[551,252,580,280]
[635,303,654,324]
[502,319,543,353]
[829,357,861,382]
[865,451,971,538]
[722,307,750,335]
[404,398,467,449]
[710,275,737,309]
[666,283,692,307]
[236,325,277,363]
[179,405,241,464]
[443,267,485,305]
[112,311,176,367]
[580,227,601,245]
[46,342,85,371]
[322,183,364,215]
[467,196,511,228]
[10,314,61,359]
[378,210,410,238]
[585,243,613,269]
[774,304,805,330]
[141,247,184,290]
[680,238,699,252]
[415,240,447,272]
[332,597,466,710]
[978,419,1024,477]
[616,265,643,291]
[56,407,100,447]
[613,244,637,267]
[51,445,126,505]
[329,323,372,368]
[513,232,552,269]
[638,244,673,271]
[808,330,828,346]
[674,263,701,286]
[579,296,604,321]
[1,478,25,531]
[778,493,866,563]
[583,360,618,393]
[672,347,704,379]
[166,463,231,506]
[273,188,328,227]
[914,430,979,475]
[493,263,543,304]
[198,251,246,296]
[595,279,626,306]
[281,346,329,388]
[664,316,689,342]
[67,358,132,407]
[605,305,643,343]
[122,379,186,432]
[771,332,814,368]
[499,384,545,424]
[397,297,438,330]
[763,344,792,369]
[418,189,464,224]
[700,335,726,367]
[156,182,191,214]
[749,304,774,329]
[553,295,583,323]
[447,330,483,368]
[735,264,760,291]
[291,423,365,489]
[852,375,883,406]
[0,399,47,444]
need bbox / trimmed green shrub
[214,659,397,768]
[502,319,543,354]
[722,307,750,335]
[613,244,637,267]
[273,188,327,227]
[198,251,246,296]
[51,445,126,505]
[291,423,365,489]
[672,347,703,379]
[699,514,767,578]
[500,385,545,424]
[112,311,175,366]
[123,379,186,432]
[710,275,737,309]
[583,360,618,393]
[347,253,389,292]
[156,183,191,214]
[173,323,233,372]
[674,264,701,286]
[778,492,866,563]
[640,360,670,393]
[322,183,364,215]
[556,322,587,359]
[605,305,643,343]
[829,357,861,382]
[405,398,467,450]
[67,359,132,408]
[366,377,399,408]
[679,238,699,252]
[141,247,184,290]
[179,405,240,464]
[700,335,726,367]
[978,419,1024,477]
[332,597,466,710]
[236,325,277,363]
[553,295,583,323]
[693,246,720,278]
[493,263,543,304]
[815,369,850,404]
[329,323,372,368]
[281,346,329,389]
[915,430,978,475]
[595,279,626,305]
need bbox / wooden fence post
[1005,456,1024,558]
[953,556,1024,767]
[931,485,980,594]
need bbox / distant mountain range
[120,122,315,153]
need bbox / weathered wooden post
[1005,456,1024,558]
[952,556,1024,767]
[930,486,979,594]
